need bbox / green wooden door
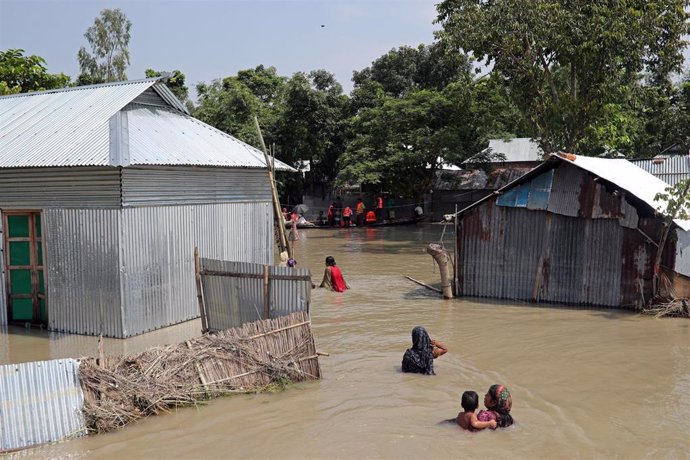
[4,212,46,324]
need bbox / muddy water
[10,225,690,458]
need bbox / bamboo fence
[79,311,320,434]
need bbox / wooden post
[97,334,104,367]
[254,116,290,259]
[263,264,270,320]
[426,243,454,299]
[194,247,208,333]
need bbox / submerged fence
[197,254,312,332]
[0,359,87,452]
[0,312,320,452]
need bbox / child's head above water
[461,391,479,412]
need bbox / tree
[77,8,132,84]
[0,49,69,95]
[274,70,348,198]
[145,69,189,105]
[436,0,690,154]
[194,65,287,146]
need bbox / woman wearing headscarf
[477,384,514,428]
[401,326,448,375]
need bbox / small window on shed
[497,169,554,210]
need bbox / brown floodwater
[6,224,690,458]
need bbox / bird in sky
[321,24,325,28]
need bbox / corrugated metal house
[630,153,690,186]
[433,138,543,220]
[0,78,293,337]
[455,153,690,309]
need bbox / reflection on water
[11,224,690,458]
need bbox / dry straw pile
[79,311,320,433]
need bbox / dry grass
[79,311,320,433]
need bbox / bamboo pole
[254,116,290,259]
[404,275,443,294]
[194,247,208,333]
[263,265,270,319]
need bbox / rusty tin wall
[201,258,311,332]
[44,209,123,337]
[120,202,273,337]
[458,205,643,307]
[0,358,86,452]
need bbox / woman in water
[319,256,349,292]
[401,326,447,375]
[477,384,514,428]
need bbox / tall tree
[436,0,690,154]
[274,70,348,197]
[194,65,287,146]
[0,49,69,95]
[77,8,132,84]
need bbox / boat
[284,215,427,229]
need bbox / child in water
[456,391,497,431]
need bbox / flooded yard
[6,224,690,458]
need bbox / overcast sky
[0,0,440,100]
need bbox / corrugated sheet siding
[0,359,86,451]
[120,205,196,337]
[195,202,273,265]
[0,168,121,209]
[44,209,123,337]
[0,214,5,326]
[631,155,690,186]
[547,165,582,217]
[674,229,690,277]
[131,87,169,108]
[201,259,311,332]
[121,167,272,206]
[459,205,630,307]
[120,202,273,337]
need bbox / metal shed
[0,78,293,337]
[455,153,690,309]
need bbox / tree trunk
[426,243,453,299]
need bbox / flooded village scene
[1,1,690,459]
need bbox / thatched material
[79,311,320,434]
[643,272,690,318]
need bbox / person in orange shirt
[342,205,353,226]
[355,198,366,226]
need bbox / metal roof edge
[151,82,189,115]
[0,77,159,100]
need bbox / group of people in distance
[401,326,514,431]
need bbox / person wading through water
[401,326,448,375]
[319,256,349,292]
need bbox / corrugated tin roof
[127,105,293,170]
[465,138,543,164]
[458,153,690,231]
[0,78,294,171]
[630,154,690,187]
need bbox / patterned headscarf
[487,384,512,415]
[401,326,434,375]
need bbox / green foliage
[655,179,690,222]
[436,0,690,154]
[145,69,189,104]
[194,65,287,147]
[77,8,132,84]
[0,49,69,94]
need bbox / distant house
[630,152,690,186]
[0,78,293,337]
[432,138,543,220]
[454,153,690,309]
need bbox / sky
[0,0,440,100]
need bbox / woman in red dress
[319,256,349,292]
